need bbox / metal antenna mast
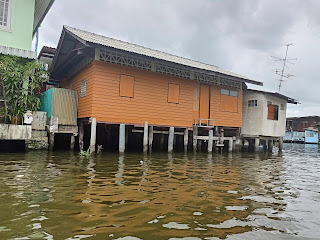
[271,43,297,92]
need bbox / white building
[242,89,298,151]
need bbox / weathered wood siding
[210,85,243,127]
[66,63,95,118]
[91,61,194,127]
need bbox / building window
[0,0,11,30]
[120,75,134,98]
[248,100,257,107]
[281,104,285,110]
[80,80,86,98]
[221,88,238,97]
[306,132,314,138]
[220,88,238,112]
[168,83,179,104]
[268,104,279,120]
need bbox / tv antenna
[271,43,297,92]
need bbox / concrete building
[0,0,55,58]
[242,89,298,151]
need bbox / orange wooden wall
[67,60,243,128]
[92,61,194,127]
[63,63,94,118]
[210,85,243,127]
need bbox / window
[168,83,179,103]
[281,104,285,110]
[80,80,86,98]
[220,88,238,112]
[306,132,314,138]
[268,104,279,120]
[120,75,134,98]
[248,100,258,107]
[221,89,238,97]
[0,0,11,30]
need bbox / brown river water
[0,143,319,240]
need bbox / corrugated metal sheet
[0,46,36,59]
[33,0,55,36]
[52,88,78,125]
[64,26,261,85]
[39,88,53,119]
[39,88,78,126]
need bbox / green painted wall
[0,0,35,50]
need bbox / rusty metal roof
[63,25,263,86]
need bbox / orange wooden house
[50,26,262,153]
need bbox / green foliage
[0,55,48,124]
[79,149,91,157]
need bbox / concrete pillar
[79,122,84,151]
[279,137,283,151]
[143,121,148,153]
[90,118,97,154]
[119,123,125,153]
[49,132,54,151]
[70,135,75,150]
[254,138,260,152]
[168,127,174,153]
[193,125,198,152]
[208,129,213,153]
[228,139,233,152]
[184,128,189,152]
[268,140,273,152]
[148,126,153,151]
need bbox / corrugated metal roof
[245,89,299,104]
[33,0,55,36]
[64,26,262,85]
[0,46,37,59]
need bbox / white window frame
[0,0,12,31]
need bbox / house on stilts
[47,26,264,153]
[242,88,299,151]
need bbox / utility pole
[272,43,297,92]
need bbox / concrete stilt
[143,121,148,153]
[193,125,198,152]
[49,132,54,151]
[254,138,260,152]
[228,139,233,152]
[279,137,283,151]
[168,127,174,153]
[79,122,84,151]
[90,118,97,154]
[268,140,273,152]
[184,128,189,152]
[148,126,153,152]
[119,123,125,153]
[208,129,213,153]
[70,135,75,150]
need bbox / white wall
[242,91,287,137]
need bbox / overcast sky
[37,0,320,117]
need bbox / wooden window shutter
[120,75,134,98]
[220,94,238,113]
[168,83,179,103]
[268,104,275,120]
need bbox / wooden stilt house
[49,26,263,153]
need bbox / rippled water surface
[0,143,319,240]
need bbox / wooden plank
[168,83,179,103]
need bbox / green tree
[0,55,48,124]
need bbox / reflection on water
[0,144,319,239]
